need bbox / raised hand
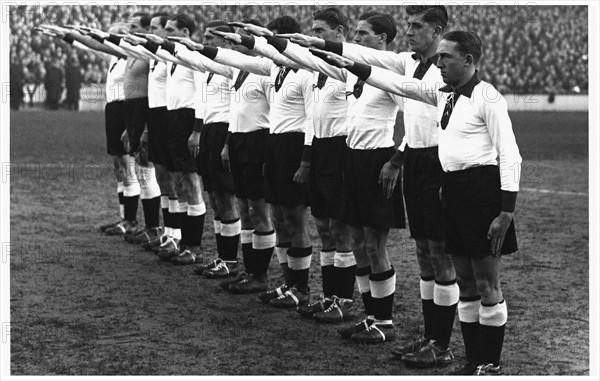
[123,34,147,46]
[143,33,164,45]
[231,22,274,37]
[209,29,242,45]
[89,28,110,39]
[174,37,204,52]
[309,48,355,69]
[276,33,323,48]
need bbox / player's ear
[336,25,345,37]
[182,28,189,37]
[464,54,474,66]
[379,32,387,45]
[433,25,443,38]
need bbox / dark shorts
[125,97,149,154]
[166,108,196,173]
[105,100,127,156]
[309,136,347,219]
[198,122,235,193]
[403,146,444,241]
[147,106,169,165]
[264,132,309,207]
[442,165,518,258]
[341,147,406,229]
[229,129,268,200]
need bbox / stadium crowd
[9,4,588,109]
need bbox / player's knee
[475,278,501,298]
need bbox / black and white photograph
[1,0,598,377]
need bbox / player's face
[150,17,166,38]
[311,20,337,41]
[405,13,438,54]
[353,20,382,48]
[203,28,228,48]
[164,20,188,37]
[436,40,467,86]
[128,16,146,33]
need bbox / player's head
[312,7,349,41]
[234,19,263,55]
[129,12,151,33]
[150,12,169,38]
[355,10,396,49]
[165,14,196,37]
[203,20,235,48]
[266,16,301,35]
[405,5,448,54]
[437,31,482,86]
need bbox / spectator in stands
[65,52,82,110]
[44,56,64,110]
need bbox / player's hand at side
[221,144,231,173]
[138,130,149,166]
[209,29,242,45]
[188,131,201,158]
[121,130,130,153]
[378,162,400,199]
[276,33,323,48]
[487,211,513,257]
[293,162,310,184]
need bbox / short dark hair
[132,11,151,28]
[206,20,235,33]
[266,16,301,34]
[406,5,448,31]
[313,7,349,33]
[443,31,483,64]
[359,10,397,44]
[168,14,196,35]
[151,12,169,28]
[242,19,263,27]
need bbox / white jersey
[228,68,271,133]
[148,59,167,108]
[340,44,441,149]
[365,67,522,192]
[165,60,195,111]
[194,71,230,124]
[105,56,127,103]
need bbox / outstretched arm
[312,48,440,106]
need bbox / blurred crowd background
[9,4,589,110]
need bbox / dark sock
[461,322,482,364]
[118,192,125,217]
[162,208,170,231]
[334,264,357,299]
[370,267,395,321]
[242,242,253,273]
[321,249,336,297]
[253,230,275,275]
[480,324,505,366]
[220,218,240,261]
[433,280,459,348]
[185,214,205,247]
[123,195,139,221]
[142,196,161,228]
[421,275,435,340]
[356,266,373,316]
[288,246,312,291]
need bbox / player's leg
[330,218,356,300]
[315,216,337,299]
[106,153,140,235]
[171,172,206,265]
[219,197,252,290]
[471,255,505,375]
[450,254,481,375]
[230,197,274,293]
[99,155,125,232]
[203,190,240,277]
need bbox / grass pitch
[9,110,589,375]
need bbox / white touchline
[521,188,588,196]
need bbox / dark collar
[439,71,481,97]
[411,52,438,65]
